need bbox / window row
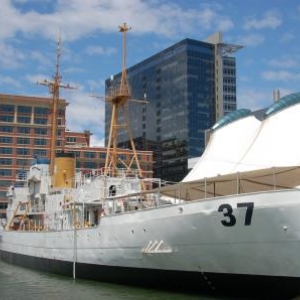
[0,148,48,156]
[1,104,49,115]
[0,158,36,166]
[0,126,48,135]
[0,115,49,124]
[68,151,148,161]
[0,137,48,145]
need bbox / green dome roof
[212,108,252,132]
[264,92,300,118]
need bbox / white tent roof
[184,92,300,182]
[183,113,261,182]
[235,101,300,172]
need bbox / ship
[1,24,300,300]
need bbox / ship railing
[102,167,297,214]
[74,167,141,188]
[30,203,45,213]
[142,166,300,203]
[20,219,44,231]
[100,178,178,215]
[16,171,28,181]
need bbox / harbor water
[0,259,254,300]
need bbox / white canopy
[161,166,300,201]
[184,114,261,181]
[184,93,300,182]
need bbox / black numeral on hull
[218,202,254,227]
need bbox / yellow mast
[38,33,75,175]
[104,23,146,180]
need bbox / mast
[104,23,147,179]
[38,33,75,175]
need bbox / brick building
[0,93,153,218]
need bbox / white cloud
[268,55,300,69]
[0,42,25,68]
[25,73,52,85]
[65,90,105,136]
[85,46,117,56]
[0,0,234,43]
[280,32,295,43]
[244,10,282,30]
[237,89,273,111]
[236,33,265,47]
[30,50,53,70]
[0,75,22,88]
[262,70,300,82]
[90,135,105,147]
[87,79,105,92]
[63,67,85,75]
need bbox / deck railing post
[236,172,239,194]
[272,167,276,190]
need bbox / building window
[0,115,14,122]
[34,128,48,135]
[100,153,106,159]
[34,149,47,157]
[34,117,47,125]
[83,161,96,168]
[17,159,29,166]
[0,126,13,133]
[17,106,32,114]
[0,158,12,165]
[17,116,31,123]
[0,137,13,144]
[67,137,77,143]
[0,147,13,154]
[68,151,80,157]
[0,104,14,113]
[0,180,11,186]
[0,202,8,209]
[0,169,12,176]
[17,137,30,145]
[34,138,47,146]
[18,127,31,134]
[84,152,96,158]
[17,148,30,155]
[34,107,49,115]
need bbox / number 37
[218,202,254,227]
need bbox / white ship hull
[2,188,300,298]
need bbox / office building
[0,94,153,218]
[105,32,243,182]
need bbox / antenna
[91,23,148,182]
[38,32,76,175]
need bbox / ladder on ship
[6,201,31,230]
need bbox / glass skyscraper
[105,32,242,182]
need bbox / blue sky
[1,0,300,146]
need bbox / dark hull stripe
[1,250,299,299]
